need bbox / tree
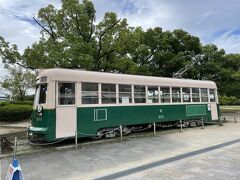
[130,28,202,77]
[218,54,240,99]
[0,67,36,101]
[0,36,25,68]
[0,0,137,73]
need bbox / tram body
[29,68,220,141]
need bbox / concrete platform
[0,120,29,141]
[0,119,30,129]
[1,122,240,179]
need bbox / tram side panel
[76,104,213,138]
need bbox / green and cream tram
[29,68,220,141]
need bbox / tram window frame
[201,88,208,102]
[182,87,191,102]
[58,82,76,105]
[160,87,170,103]
[172,87,181,103]
[147,86,159,103]
[101,83,116,104]
[81,82,99,104]
[209,89,216,102]
[119,84,132,104]
[192,88,200,102]
[134,85,146,103]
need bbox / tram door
[209,89,218,121]
[56,82,76,138]
[210,103,218,120]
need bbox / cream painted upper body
[37,68,217,88]
[35,68,218,109]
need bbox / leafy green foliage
[219,95,240,105]
[0,36,21,66]
[0,104,32,121]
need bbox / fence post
[153,122,156,135]
[75,131,78,150]
[120,125,123,141]
[234,114,237,123]
[180,120,183,133]
[201,117,204,129]
[219,117,223,126]
[13,137,17,160]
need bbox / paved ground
[1,122,240,180]
[118,143,240,180]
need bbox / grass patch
[220,106,240,113]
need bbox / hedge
[12,101,34,106]
[0,104,33,122]
[0,101,33,106]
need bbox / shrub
[219,95,240,105]
[0,101,9,106]
[0,104,33,122]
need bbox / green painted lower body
[30,104,219,141]
[29,109,56,141]
[77,104,214,138]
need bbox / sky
[0,0,240,79]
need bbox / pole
[120,125,123,141]
[13,137,17,160]
[219,117,223,126]
[153,122,156,135]
[234,114,237,123]
[201,117,204,129]
[180,120,183,133]
[75,131,78,150]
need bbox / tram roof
[38,68,217,89]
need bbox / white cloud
[212,31,240,53]
[93,0,240,53]
[1,0,240,78]
[0,0,61,52]
[0,0,60,77]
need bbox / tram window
[39,84,47,104]
[147,86,159,103]
[172,87,181,102]
[82,83,98,104]
[201,88,208,102]
[119,85,132,104]
[209,89,216,102]
[34,84,47,105]
[134,85,146,103]
[182,88,190,102]
[58,83,75,105]
[192,88,200,102]
[102,84,116,104]
[160,87,170,103]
